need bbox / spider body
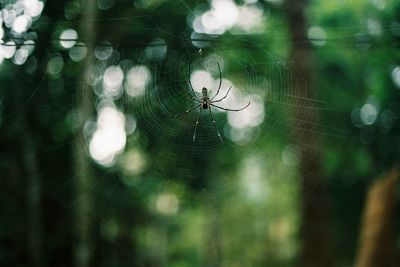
[201,87,209,109]
[171,63,250,142]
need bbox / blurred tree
[72,1,98,267]
[285,0,332,266]
[15,70,43,267]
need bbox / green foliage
[1,0,399,266]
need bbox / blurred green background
[1,0,399,266]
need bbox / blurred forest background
[1,0,399,266]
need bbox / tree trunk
[73,1,98,267]
[23,127,43,267]
[14,70,43,267]
[284,1,332,266]
[354,167,399,267]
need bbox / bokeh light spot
[120,150,147,177]
[95,42,113,60]
[145,39,167,60]
[190,70,213,93]
[89,106,126,166]
[308,26,326,46]
[69,44,87,62]
[24,0,45,17]
[360,103,378,125]
[47,56,64,76]
[1,41,17,59]
[97,0,115,10]
[60,29,78,48]
[391,66,400,88]
[103,66,124,98]
[13,48,29,65]
[12,15,32,33]
[125,65,151,97]
[228,94,264,129]
[156,193,179,216]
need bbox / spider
[171,62,250,142]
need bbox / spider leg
[185,91,201,103]
[210,86,232,103]
[170,103,201,118]
[210,102,251,112]
[192,106,202,142]
[210,62,222,101]
[187,81,201,101]
[188,63,201,101]
[208,106,223,143]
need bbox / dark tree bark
[14,70,43,267]
[355,167,398,267]
[284,1,332,266]
[73,1,98,267]
[23,124,43,267]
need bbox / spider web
[1,1,376,266]
[79,33,347,264]
[4,22,345,267]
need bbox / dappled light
[351,96,380,127]
[192,0,266,35]
[13,46,28,65]
[391,65,400,88]
[47,55,64,76]
[235,5,265,34]
[12,14,31,33]
[1,41,16,58]
[360,103,378,125]
[145,38,167,60]
[190,69,213,93]
[95,42,113,60]
[308,26,327,46]
[125,65,151,97]
[89,105,126,166]
[155,192,179,216]
[240,154,267,202]
[120,149,146,178]
[69,44,87,62]
[59,29,78,48]
[227,93,264,129]
[103,65,124,98]
[0,0,44,65]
